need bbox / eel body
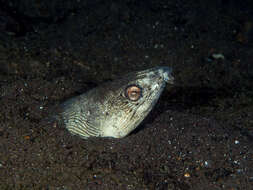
[56,66,174,139]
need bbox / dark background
[0,0,253,189]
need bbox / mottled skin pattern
[57,67,174,139]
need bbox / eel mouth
[159,67,174,84]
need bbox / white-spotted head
[98,66,174,138]
[58,66,174,139]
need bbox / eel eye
[125,85,142,101]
